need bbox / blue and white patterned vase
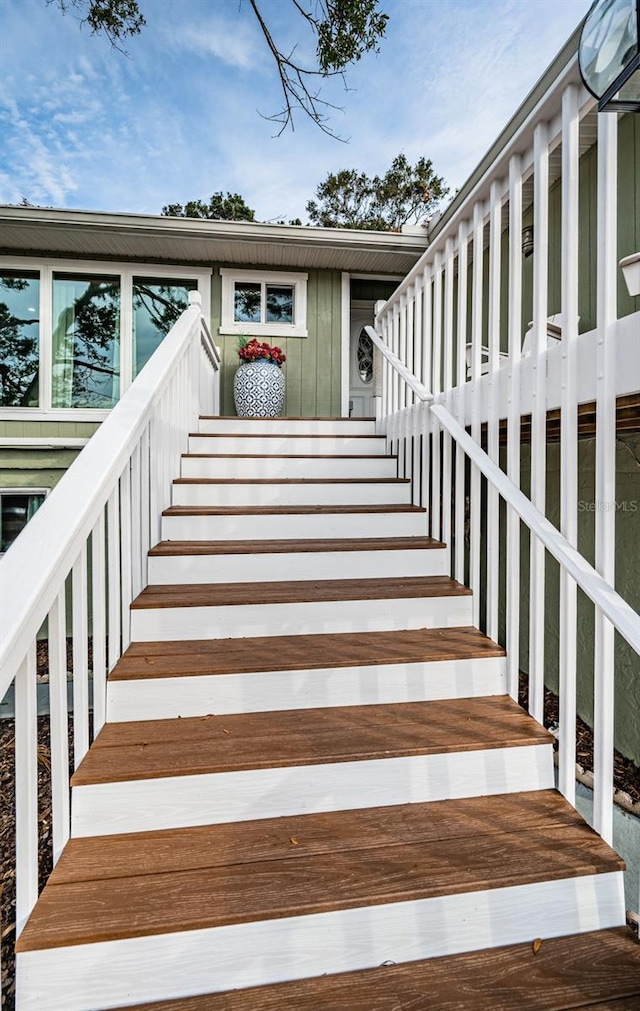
[233,359,285,417]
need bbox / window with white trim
[0,488,48,553]
[220,269,308,338]
[0,259,211,419]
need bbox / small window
[220,269,307,338]
[0,490,47,552]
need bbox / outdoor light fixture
[579,0,640,112]
[522,226,534,258]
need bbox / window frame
[0,257,212,420]
[0,487,49,555]
[219,268,308,338]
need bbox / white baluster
[72,545,89,766]
[507,155,523,702]
[49,591,70,863]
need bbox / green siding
[215,268,344,417]
[0,420,101,438]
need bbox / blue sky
[0,0,593,223]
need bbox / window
[0,270,40,407]
[51,272,120,409]
[0,258,211,417]
[0,490,47,553]
[132,277,198,378]
[220,269,308,338]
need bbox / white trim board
[129,592,472,641]
[71,743,553,836]
[16,873,624,1011]
[106,655,507,722]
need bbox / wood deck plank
[130,575,471,610]
[148,536,445,557]
[16,796,623,951]
[72,696,551,784]
[111,626,504,680]
[101,928,640,1010]
[162,504,425,516]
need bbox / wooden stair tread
[71,696,552,785]
[148,536,445,557]
[112,626,504,680]
[17,792,623,952]
[173,477,410,484]
[103,928,640,1011]
[131,575,469,610]
[162,504,425,516]
[200,416,377,421]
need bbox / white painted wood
[187,435,388,456]
[48,592,70,865]
[72,547,89,769]
[486,180,502,643]
[130,591,474,642]
[147,545,448,585]
[594,112,618,847]
[559,85,580,804]
[15,872,624,1011]
[119,465,132,654]
[341,271,350,416]
[172,478,412,508]
[430,403,640,656]
[107,655,507,722]
[107,488,121,674]
[180,454,398,480]
[365,327,432,403]
[71,742,553,837]
[14,645,38,937]
[454,221,468,585]
[160,508,427,542]
[506,154,523,702]
[529,121,549,726]
[91,513,107,736]
[197,419,377,436]
[470,202,484,628]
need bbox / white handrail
[364,326,433,403]
[0,302,211,693]
[430,403,640,657]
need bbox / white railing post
[487,179,502,641]
[529,120,550,724]
[470,202,484,627]
[559,84,580,805]
[455,220,469,585]
[593,111,618,846]
[506,154,523,702]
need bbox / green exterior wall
[0,421,101,490]
[213,268,344,418]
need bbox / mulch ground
[0,664,638,1008]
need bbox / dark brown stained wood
[162,503,425,516]
[130,575,470,610]
[71,696,552,785]
[44,792,593,885]
[148,536,445,557]
[112,626,504,681]
[189,433,385,440]
[16,800,623,951]
[99,928,640,1010]
[483,393,640,446]
[173,477,411,484]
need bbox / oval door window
[357,328,374,384]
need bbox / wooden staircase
[15,418,640,1009]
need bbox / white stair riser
[16,873,625,1011]
[172,481,412,507]
[181,456,397,480]
[188,436,387,456]
[198,418,377,436]
[147,548,448,584]
[71,743,554,837]
[107,656,507,722]
[130,593,473,642]
[161,512,426,541]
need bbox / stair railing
[0,292,219,964]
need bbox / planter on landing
[233,359,285,417]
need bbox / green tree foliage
[306,155,449,231]
[49,0,145,49]
[161,193,256,221]
[49,0,388,136]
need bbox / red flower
[237,338,286,366]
